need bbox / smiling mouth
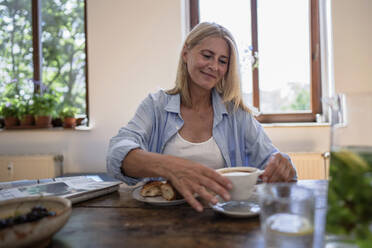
[201,71,216,79]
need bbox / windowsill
[0,125,93,132]
[0,123,329,132]
[262,122,331,128]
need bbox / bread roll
[160,182,181,201]
[140,181,182,201]
[140,181,163,197]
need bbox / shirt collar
[211,88,228,117]
[164,88,228,117]
[164,93,181,113]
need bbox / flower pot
[20,115,35,126]
[52,118,64,127]
[63,117,76,128]
[4,116,19,128]
[35,115,52,128]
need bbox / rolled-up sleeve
[106,94,155,185]
[244,113,278,168]
[244,113,297,180]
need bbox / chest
[179,107,214,142]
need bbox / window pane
[199,0,253,106]
[41,0,86,116]
[0,0,33,99]
[257,0,311,114]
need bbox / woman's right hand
[161,156,232,212]
[122,149,232,212]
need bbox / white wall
[332,0,372,94]
[0,0,370,173]
[331,0,372,145]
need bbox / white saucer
[210,193,260,218]
[132,186,186,206]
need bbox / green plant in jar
[0,98,20,117]
[59,106,78,119]
[18,99,34,118]
[17,79,36,119]
[326,146,372,247]
[32,91,58,117]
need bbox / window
[190,0,321,123]
[0,0,88,126]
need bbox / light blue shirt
[107,88,296,185]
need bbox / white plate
[210,193,260,218]
[0,196,71,247]
[132,186,186,206]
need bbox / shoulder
[146,89,169,101]
[226,102,253,120]
[226,103,263,132]
[142,89,173,106]
[139,89,180,115]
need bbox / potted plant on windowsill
[18,99,35,127]
[33,92,58,128]
[0,99,20,128]
[60,106,78,128]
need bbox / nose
[208,59,218,71]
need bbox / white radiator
[0,154,63,182]
[287,152,330,180]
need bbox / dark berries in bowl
[0,205,56,229]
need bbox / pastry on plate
[140,181,163,197]
[140,181,182,201]
[160,182,182,201]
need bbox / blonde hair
[167,22,250,112]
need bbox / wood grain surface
[51,180,328,248]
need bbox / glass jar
[325,92,372,247]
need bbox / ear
[182,45,189,63]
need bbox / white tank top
[162,133,225,170]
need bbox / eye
[203,54,212,59]
[219,59,228,65]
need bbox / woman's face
[183,36,229,92]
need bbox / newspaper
[0,176,122,204]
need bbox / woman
[107,22,296,212]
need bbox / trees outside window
[0,0,88,127]
[190,0,321,123]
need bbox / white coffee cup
[217,167,264,201]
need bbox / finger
[283,161,294,182]
[203,168,233,190]
[268,165,281,182]
[263,162,278,182]
[169,178,204,212]
[183,190,204,212]
[269,155,288,182]
[262,154,278,181]
[192,185,218,205]
[198,175,231,202]
[266,155,286,183]
[276,155,294,182]
[173,181,204,212]
[262,166,272,182]
[286,164,296,182]
[282,167,292,182]
[289,166,296,180]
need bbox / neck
[187,85,213,111]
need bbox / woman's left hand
[261,152,296,183]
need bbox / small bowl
[0,196,71,248]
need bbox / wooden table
[52,180,328,248]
